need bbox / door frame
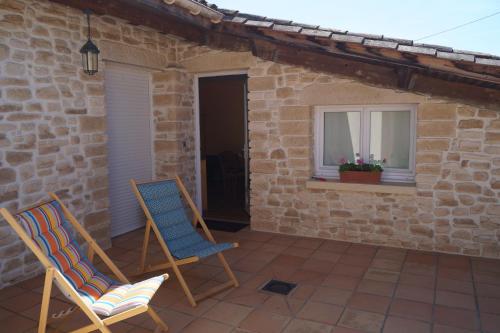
[193,70,248,211]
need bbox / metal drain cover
[261,279,297,295]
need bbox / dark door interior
[199,75,249,223]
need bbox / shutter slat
[104,63,152,237]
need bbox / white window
[314,105,416,182]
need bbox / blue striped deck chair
[130,176,239,307]
[0,193,169,333]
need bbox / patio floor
[1,228,500,333]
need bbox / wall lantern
[80,9,100,75]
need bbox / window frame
[314,104,417,183]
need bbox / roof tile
[347,32,383,40]
[300,29,332,38]
[273,24,302,33]
[382,37,413,46]
[245,20,273,28]
[218,8,238,16]
[475,57,500,67]
[292,22,320,30]
[267,18,293,25]
[437,51,475,62]
[237,13,267,20]
[455,50,500,59]
[220,9,498,67]
[414,43,453,52]
[331,33,364,44]
[320,27,347,34]
[225,16,247,24]
[398,45,436,56]
[363,39,398,49]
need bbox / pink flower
[356,158,364,164]
[339,157,347,164]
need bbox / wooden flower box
[339,171,382,184]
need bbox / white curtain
[324,112,360,165]
[370,111,410,169]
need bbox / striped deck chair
[130,176,239,307]
[0,193,168,333]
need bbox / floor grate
[261,279,297,295]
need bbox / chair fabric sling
[136,179,235,259]
[15,200,165,317]
[132,176,239,307]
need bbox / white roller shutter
[104,63,153,237]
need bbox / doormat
[261,279,297,295]
[200,219,249,232]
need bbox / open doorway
[198,74,249,224]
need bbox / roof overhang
[49,0,500,107]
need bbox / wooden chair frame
[0,193,169,333]
[130,176,239,307]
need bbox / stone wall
[151,68,196,194]
[245,60,500,258]
[0,0,188,287]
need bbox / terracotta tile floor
[2,228,500,332]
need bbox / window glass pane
[370,111,411,169]
[323,112,360,166]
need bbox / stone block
[458,140,481,152]
[270,149,286,159]
[0,104,22,112]
[251,160,276,174]
[0,168,16,185]
[36,86,59,100]
[478,109,497,118]
[417,122,456,138]
[84,144,106,157]
[418,103,456,120]
[276,87,294,98]
[248,77,275,91]
[80,116,106,133]
[6,151,32,166]
[279,106,310,121]
[249,111,271,121]
[6,88,32,101]
[455,182,481,194]
[279,122,310,135]
[416,139,450,151]
[84,210,110,228]
[485,132,500,144]
[458,119,483,129]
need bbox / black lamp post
[80,9,100,75]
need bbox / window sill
[306,179,417,195]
